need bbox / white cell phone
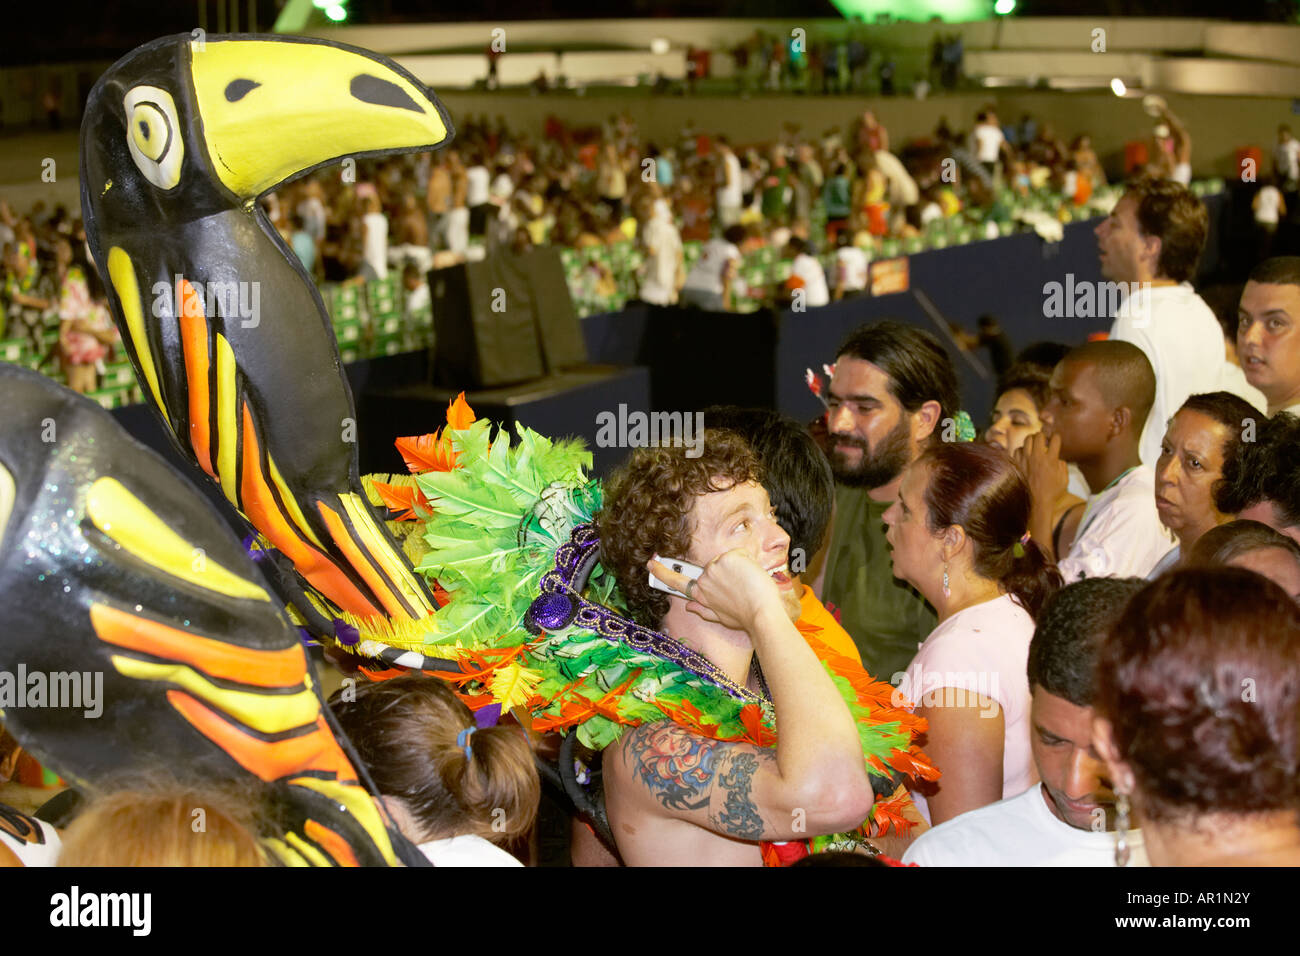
[649,554,704,599]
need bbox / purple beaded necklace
[523,523,770,707]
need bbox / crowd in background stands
[256,104,1128,319]
[688,28,966,97]
[0,98,1257,401]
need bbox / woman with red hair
[1094,568,1300,866]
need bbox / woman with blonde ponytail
[330,675,540,866]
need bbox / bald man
[1017,341,1175,580]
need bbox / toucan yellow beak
[189,37,451,199]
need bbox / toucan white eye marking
[123,85,184,190]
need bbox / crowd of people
[500,28,963,98]
[691,27,964,97]
[5,80,1300,870]
[6,162,1300,868]
[0,201,118,394]
[801,174,1300,864]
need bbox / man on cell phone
[595,431,876,865]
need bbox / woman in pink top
[884,442,1063,825]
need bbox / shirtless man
[596,432,875,866]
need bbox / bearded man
[817,321,959,681]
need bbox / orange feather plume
[395,393,478,475]
[369,481,429,521]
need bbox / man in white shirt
[969,110,1005,178]
[360,193,389,281]
[1274,125,1300,193]
[1097,178,1225,467]
[465,153,492,236]
[782,237,829,309]
[1019,341,1174,580]
[1238,257,1300,417]
[1254,180,1284,230]
[635,196,683,306]
[716,137,744,228]
[833,230,869,300]
[681,225,747,311]
[904,577,1150,867]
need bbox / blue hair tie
[456,727,476,760]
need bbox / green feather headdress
[351,398,938,842]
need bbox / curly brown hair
[598,430,763,626]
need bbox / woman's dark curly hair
[1175,392,1264,515]
[993,362,1052,413]
[597,430,763,627]
[1097,568,1300,823]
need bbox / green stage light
[994,0,1016,13]
[830,0,992,21]
[325,3,348,21]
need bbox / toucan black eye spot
[225,79,261,102]
[139,120,150,138]
[349,73,423,113]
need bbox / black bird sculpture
[0,364,425,865]
[80,33,452,641]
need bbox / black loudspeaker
[429,248,588,389]
[517,246,589,371]
[637,305,778,411]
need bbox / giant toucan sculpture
[80,33,450,640]
[0,364,425,865]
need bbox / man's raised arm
[609,551,873,842]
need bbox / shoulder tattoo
[620,722,773,839]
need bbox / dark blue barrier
[585,194,1227,431]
